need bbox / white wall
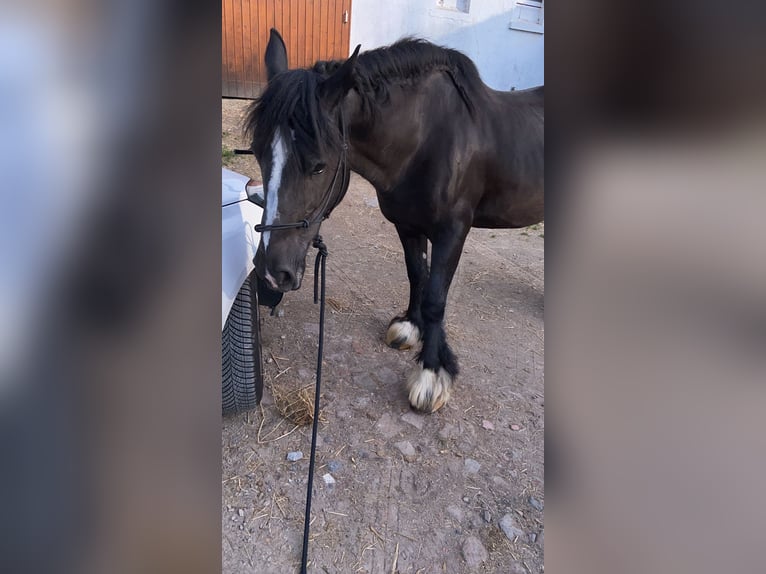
[349,0,544,91]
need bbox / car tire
[222,272,263,415]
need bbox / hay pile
[270,383,326,426]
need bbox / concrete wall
[349,0,544,91]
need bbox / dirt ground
[222,99,544,574]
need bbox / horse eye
[311,163,326,176]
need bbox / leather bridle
[254,110,349,235]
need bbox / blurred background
[1,1,765,573]
[546,1,766,573]
[0,2,221,573]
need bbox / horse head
[247,29,360,292]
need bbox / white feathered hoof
[406,365,453,413]
[385,319,421,350]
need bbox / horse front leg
[385,226,428,350]
[406,223,469,412]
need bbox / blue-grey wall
[350,0,544,90]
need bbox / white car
[221,168,280,415]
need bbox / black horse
[247,29,543,413]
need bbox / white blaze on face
[263,130,288,251]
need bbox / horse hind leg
[386,229,428,350]
[406,223,468,412]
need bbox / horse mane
[244,38,482,167]
[319,37,483,117]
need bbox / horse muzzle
[264,266,303,292]
[255,245,305,292]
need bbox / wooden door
[223,0,352,98]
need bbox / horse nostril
[274,268,295,290]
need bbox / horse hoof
[385,319,421,350]
[406,365,453,413]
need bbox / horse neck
[341,92,410,192]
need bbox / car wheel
[222,272,263,415]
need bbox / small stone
[280,334,286,339]
[352,372,376,389]
[499,513,525,541]
[335,409,351,420]
[461,536,488,569]
[286,451,303,462]
[482,510,492,523]
[237,508,244,517]
[327,460,342,473]
[462,496,470,503]
[481,420,494,430]
[375,413,400,439]
[395,440,417,461]
[356,448,371,460]
[464,458,481,474]
[266,357,273,363]
[401,411,424,430]
[322,473,336,485]
[377,366,398,385]
[492,476,511,488]
[439,423,459,439]
[528,532,538,543]
[276,308,285,317]
[510,424,521,431]
[446,505,464,522]
[529,496,543,511]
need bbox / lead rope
[300,235,327,574]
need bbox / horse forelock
[245,69,342,173]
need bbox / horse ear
[265,28,288,81]
[318,44,361,108]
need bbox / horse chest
[375,186,434,228]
